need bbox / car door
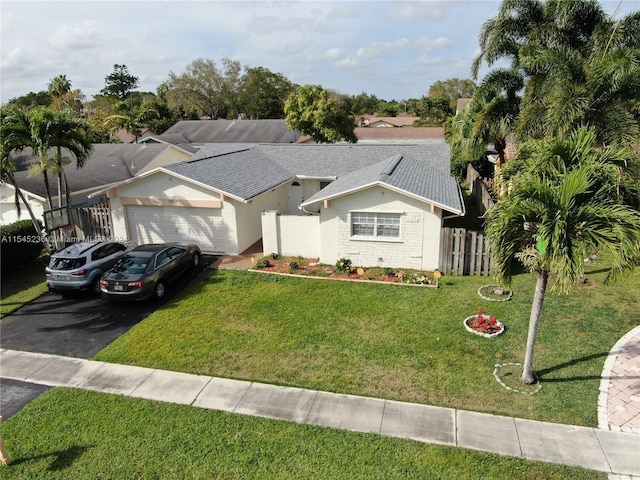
[93,242,128,271]
[164,246,188,282]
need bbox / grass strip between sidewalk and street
[0,388,606,480]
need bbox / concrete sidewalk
[1,348,638,477]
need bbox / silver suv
[46,240,136,294]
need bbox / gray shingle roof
[149,119,299,144]
[170,143,463,213]
[11,144,175,199]
[300,153,463,214]
[166,148,294,201]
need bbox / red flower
[478,316,485,324]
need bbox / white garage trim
[120,197,222,208]
[126,205,226,254]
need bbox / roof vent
[380,154,403,176]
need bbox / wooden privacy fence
[71,200,112,240]
[439,227,494,276]
[45,199,113,250]
[466,164,495,214]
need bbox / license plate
[53,275,67,281]
[114,284,124,291]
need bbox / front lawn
[95,261,640,427]
[0,388,605,480]
[0,256,49,318]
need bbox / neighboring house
[138,119,299,145]
[0,183,46,226]
[94,143,464,270]
[359,114,419,128]
[10,143,194,209]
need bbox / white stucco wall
[106,170,228,247]
[137,147,194,174]
[233,185,289,254]
[262,210,320,258]
[0,184,46,226]
[318,186,443,270]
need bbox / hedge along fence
[439,227,494,276]
[0,219,45,274]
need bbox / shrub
[270,252,279,260]
[335,258,352,275]
[254,256,271,269]
[288,262,299,273]
[384,267,395,276]
[0,220,45,274]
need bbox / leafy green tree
[428,78,477,110]
[165,58,242,120]
[237,67,295,119]
[285,85,357,143]
[6,91,52,110]
[376,100,400,117]
[101,64,140,101]
[348,92,381,116]
[414,97,454,127]
[485,128,640,384]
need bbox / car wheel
[91,277,101,295]
[154,281,166,299]
[192,253,201,268]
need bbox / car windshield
[50,257,86,271]
[112,255,149,274]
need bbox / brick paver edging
[598,324,640,433]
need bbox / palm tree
[1,107,93,209]
[47,74,71,98]
[463,0,640,159]
[485,128,640,384]
[0,109,48,251]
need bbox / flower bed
[463,313,505,338]
[249,255,439,287]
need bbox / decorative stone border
[493,363,542,395]
[477,285,513,301]
[248,269,440,288]
[463,315,505,338]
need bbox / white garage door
[126,206,226,253]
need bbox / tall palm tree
[462,0,640,160]
[0,109,48,251]
[485,128,640,384]
[1,107,93,209]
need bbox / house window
[351,212,400,238]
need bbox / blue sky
[1,0,637,103]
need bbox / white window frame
[350,212,401,240]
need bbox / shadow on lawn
[537,351,609,383]
[11,444,94,471]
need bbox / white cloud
[415,36,453,52]
[336,38,409,70]
[49,21,106,51]
[386,1,448,22]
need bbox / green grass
[0,388,605,480]
[0,255,49,318]
[95,261,640,427]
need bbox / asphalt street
[0,254,218,419]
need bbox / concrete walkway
[1,348,639,477]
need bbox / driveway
[0,254,218,418]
